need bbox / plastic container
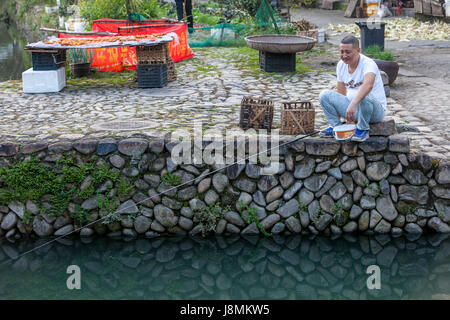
[137,64,168,88]
[355,21,386,52]
[22,67,66,94]
[317,30,325,43]
[259,51,296,72]
[333,124,356,140]
[32,51,65,71]
[70,62,91,78]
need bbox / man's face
[339,44,360,65]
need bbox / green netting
[188,0,286,48]
[128,12,148,22]
[254,0,282,29]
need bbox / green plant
[70,204,89,226]
[92,164,120,184]
[301,0,317,7]
[232,0,262,17]
[21,210,34,225]
[332,202,349,227]
[49,188,76,216]
[79,0,168,24]
[237,201,272,237]
[364,45,395,61]
[96,193,119,215]
[0,157,58,202]
[117,178,135,197]
[196,203,231,237]
[310,206,323,225]
[298,200,308,213]
[162,173,182,186]
[0,157,123,227]
[77,184,95,200]
[193,10,221,26]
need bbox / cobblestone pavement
[0,46,448,159]
[0,47,333,140]
[389,47,450,155]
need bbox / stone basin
[245,34,316,54]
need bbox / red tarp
[59,19,194,72]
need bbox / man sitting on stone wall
[319,35,386,142]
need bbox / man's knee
[319,89,334,105]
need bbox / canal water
[0,234,449,300]
[0,21,30,82]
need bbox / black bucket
[70,63,91,78]
[355,21,386,52]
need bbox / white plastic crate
[22,67,66,94]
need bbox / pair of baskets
[239,96,315,135]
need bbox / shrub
[79,0,166,24]
[233,0,262,17]
[162,173,182,186]
[364,45,395,61]
[196,203,231,237]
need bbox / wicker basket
[281,101,315,135]
[239,96,274,130]
[136,43,170,64]
[167,58,177,82]
[296,29,319,42]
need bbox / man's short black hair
[341,35,360,49]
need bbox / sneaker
[351,129,369,142]
[320,126,334,138]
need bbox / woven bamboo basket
[136,43,170,64]
[281,101,315,135]
[167,58,177,82]
[239,96,274,130]
[296,29,319,42]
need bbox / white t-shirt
[337,54,387,110]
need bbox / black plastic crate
[259,51,296,72]
[137,64,168,88]
[32,51,66,71]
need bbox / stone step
[370,118,397,137]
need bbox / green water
[0,21,30,81]
[0,234,449,300]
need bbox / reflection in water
[0,234,449,300]
[0,22,29,81]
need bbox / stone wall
[0,120,449,239]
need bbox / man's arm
[345,72,375,123]
[337,81,346,96]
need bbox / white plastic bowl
[333,124,356,140]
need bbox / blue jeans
[319,90,385,131]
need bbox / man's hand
[346,103,357,123]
